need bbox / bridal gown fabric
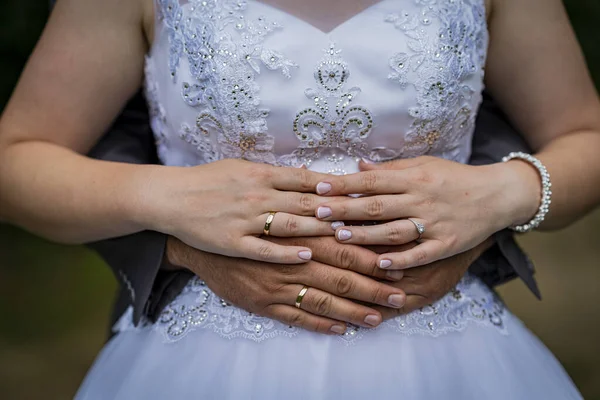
[76,0,582,398]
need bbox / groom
[88,84,541,329]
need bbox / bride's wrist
[487,161,542,229]
[126,165,183,234]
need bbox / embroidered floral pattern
[156,0,297,165]
[115,274,507,344]
[386,0,488,162]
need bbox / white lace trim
[115,274,508,345]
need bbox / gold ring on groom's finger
[295,286,310,309]
[263,211,278,236]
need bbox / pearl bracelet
[501,152,552,233]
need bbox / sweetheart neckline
[250,0,388,35]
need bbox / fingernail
[298,250,312,260]
[379,259,392,269]
[386,270,404,281]
[364,314,381,327]
[331,221,345,230]
[330,325,346,335]
[316,182,332,194]
[337,229,352,241]
[298,164,307,169]
[361,157,375,164]
[317,206,332,219]
[348,193,363,198]
[388,294,405,308]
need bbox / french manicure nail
[388,294,405,308]
[364,314,381,327]
[331,221,345,230]
[316,182,332,194]
[337,229,352,241]
[386,271,404,281]
[330,325,346,335]
[298,250,312,260]
[317,206,332,219]
[379,259,392,269]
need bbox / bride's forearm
[0,140,164,243]
[496,130,600,231]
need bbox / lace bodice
[146,0,488,172]
[126,0,506,343]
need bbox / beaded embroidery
[134,0,500,344]
[386,0,488,162]
[281,44,376,173]
[115,274,507,344]
[155,0,298,165]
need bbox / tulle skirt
[75,277,582,400]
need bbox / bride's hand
[312,156,539,270]
[142,159,341,264]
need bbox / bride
[1,0,598,398]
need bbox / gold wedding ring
[263,211,277,236]
[295,286,310,309]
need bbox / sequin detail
[282,44,385,173]
[115,274,507,344]
[386,0,488,162]
[156,0,298,165]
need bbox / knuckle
[257,244,274,261]
[251,164,272,180]
[337,247,357,269]
[414,249,428,264]
[298,194,315,213]
[284,216,299,234]
[286,312,305,327]
[415,169,433,184]
[385,224,404,243]
[298,169,314,191]
[368,285,384,304]
[335,275,354,296]
[360,171,379,192]
[314,294,333,316]
[312,319,330,334]
[366,198,385,218]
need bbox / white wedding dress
[76,0,582,398]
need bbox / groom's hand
[373,238,494,321]
[166,236,406,335]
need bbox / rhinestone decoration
[116,274,507,344]
[155,0,298,165]
[287,44,376,173]
[386,0,488,162]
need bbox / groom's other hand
[165,237,406,335]
[373,238,494,320]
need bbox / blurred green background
[1,1,599,399]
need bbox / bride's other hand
[143,159,342,264]
[313,157,539,270]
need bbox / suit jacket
[87,90,540,327]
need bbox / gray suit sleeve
[468,93,541,298]
[86,92,170,325]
